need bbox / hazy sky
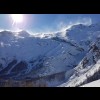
[0,14,100,33]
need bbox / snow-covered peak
[65,23,100,50]
[68,24,88,30]
[66,23,100,31]
[18,30,30,37]
[0,30,14,36]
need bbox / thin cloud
[57,17,92,32]
[31,17,92,36]
[51,17,93,38]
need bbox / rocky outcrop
[11,61,28,73]
[0,60,17,75]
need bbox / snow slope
[59,37,100,87]
[81,79,100,87]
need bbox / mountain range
[0,23,100,87]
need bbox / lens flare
[11,14,23,24]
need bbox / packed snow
[81,79,100,87]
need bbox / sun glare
[11,14,23,24]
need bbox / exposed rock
[11,61,28,73]
[0,60,17,74]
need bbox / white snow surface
[81,79,100,87]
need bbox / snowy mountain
[59,38,100,87]
[0,23,100,87]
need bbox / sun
[11,14,23,24]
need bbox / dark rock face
[92,44,99,52]
[0,63,3,71]
[0,64,2,68]
[82,57,89,68]
[11,61,28,73]
[0,60,17,74]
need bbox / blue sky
[0,14,100,33]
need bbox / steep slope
[59,38,100,87]
[66,23,100,51]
